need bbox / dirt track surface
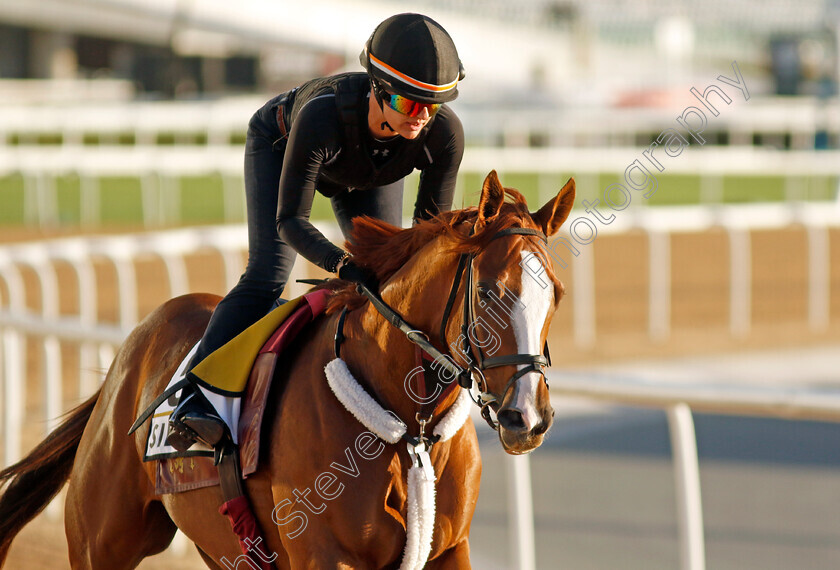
[2,224,839,568]
[5,512,206,569]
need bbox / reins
[336,224,552,433]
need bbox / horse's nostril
[497,408,527,432]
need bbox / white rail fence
[0,146,838,229]
[0,210,838,569]
[1,96,838,150]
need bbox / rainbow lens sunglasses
[380,89,441,117]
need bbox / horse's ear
[533,177,576,236]
[478,170,505,226]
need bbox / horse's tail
[0,389,100,564]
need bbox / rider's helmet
[359,13,465,105]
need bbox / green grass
[56,175,82,222]
[0,171,835,228]
[722,175,786,203]
[99,177,145,223]
[0,174,25,224]
[179,175,226,223]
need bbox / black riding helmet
[359,13,465,105]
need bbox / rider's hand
[334,255,350,274]
[338,260,379,291]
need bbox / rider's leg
[330,179,404,241]
[167,119,294,451]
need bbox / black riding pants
[190,123,403,384]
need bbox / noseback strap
[491,227,547,244]
[481,354,547,369]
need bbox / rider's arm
[413,106,464,222]
[275,99,348,274]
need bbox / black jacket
[250,72,464,271]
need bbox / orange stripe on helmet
[369,53,458,93]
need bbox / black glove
[338,260,379,291]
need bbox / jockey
[166,13,466,451]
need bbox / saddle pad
[144,342,213,462]
[150,288,331,494]
[142,297,304,462]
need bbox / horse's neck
[343,242,461,426]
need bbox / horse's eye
[476,285,491,299]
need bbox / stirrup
[166,391,227,451]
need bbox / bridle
[440,226,551,428]
[349,224,551,431]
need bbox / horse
[0,170,574,569]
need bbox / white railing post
[699,174,723,204]
[806,224,830,331]
[572,248,596,348]
[1,327,23,465]
[648,230,671,342]
[507,454,536,570]
[79,173,101,226]
[160,253,190,298]
[141,171,161,228]
[77,258,101,395]
[668,404,706,570]
[36,173,59,228]
[32,259,63,433]
[0,262,26,466]
[161,175,181,226]
[112,253,139,330]
[727,228,751,338]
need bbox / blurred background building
[0,0,838,147]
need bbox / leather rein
[340,225,551,431]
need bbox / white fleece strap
[402,463,436,570]
[325,358,407,443]
[324,357,471,570]
[432,389,471,442]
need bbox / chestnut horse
[0,171,574,569]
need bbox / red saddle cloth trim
[239,288,331,476]
[262,288,329,354]
[155,288,331,494]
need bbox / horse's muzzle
[496,395,554,455]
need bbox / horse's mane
[322,187,546,313]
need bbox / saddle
[138,288,331,494]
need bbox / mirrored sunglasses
[382,92,441,118]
